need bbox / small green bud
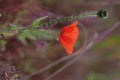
[97,9,108,19]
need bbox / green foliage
[16,16,60,43]
[7,24,18,31]
[17,29,58,42]
[29,16,48,29]
[18,29,35,40]
[0,16,59,44]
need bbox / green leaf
[30,16,48,29]
[7,24,18,31]
[17,30,36,40]
[30,30,58,40]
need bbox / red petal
[59,37,73,55]
[59,21,79,55]
[61,21,78,32]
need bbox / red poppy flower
[59,21,79,55]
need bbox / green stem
[39,11,98,28]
